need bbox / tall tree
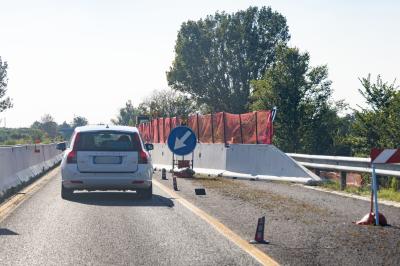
[358,74,397,111]
[138,89,196,118]
[111,100,139,126]
[0,57,13,113]
[167,6,289,113]
[31,114,58,139]
[251,45,342,154]
[58,121,73,140]
[72,116,88,127]
[350,75,400,155]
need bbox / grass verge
[320,180,400,202]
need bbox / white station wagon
[57,125,154,199]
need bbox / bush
[390,177,399,192]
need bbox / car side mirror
[56,142,66,151]
[145,143,154,151]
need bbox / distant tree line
[0,114,89,145]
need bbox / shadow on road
[0,228,19,236]
[65,192,175,207]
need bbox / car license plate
[94,156,122,164]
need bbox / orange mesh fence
[212,112,225,143]
[240,112,257,144]
[225,113,242,144]
[256,110,273,144]
[198,114,213,143]
[171,117,181,129]
[164,118,171,142]
[145,122,152,142]
[188,115,199,140]
[152,119,159,143]
[158,118,165,143]
[139,110,273,144]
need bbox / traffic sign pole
[372,164,379,226]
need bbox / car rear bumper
[61,163,153,190]
[62,179,152,190]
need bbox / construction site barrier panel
[139,110,273,145]
[149,143,320,184]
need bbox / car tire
[139,184,152,199]
[61,185,74,199]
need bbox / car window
[75,131,140,151]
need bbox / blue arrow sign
[167,126,197,156]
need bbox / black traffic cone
[249,216,269,244]
[162,168,167,180]
[173,175,178,191]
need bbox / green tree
[167,6,289,113]
[111,100,139,126]
[251,45,342,154]
[58,121,73,140]
[32,114,58,139]
[72,116,88,127]
[358,74,397,110]
[0,57,13,112]
[350,75,400,155]
[138,89,196,118]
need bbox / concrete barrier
[150,143,320,184]
[0,144,63,198]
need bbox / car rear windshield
[75,131,141,151]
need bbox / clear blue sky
[1,0,399,127]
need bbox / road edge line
[153,179,279,266]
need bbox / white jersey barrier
[150,143,320,184]
[0,144,63,197]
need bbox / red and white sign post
[370,148,400,225]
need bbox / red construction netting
[158,118,165,143]
[225,113,241,144]
[164,117,171,143]
[212,112,224,143]
[138,110,273,145]
[188,115,198,139]
[257,110,273,144]
[240,112,257,144]
[198,114,213,143]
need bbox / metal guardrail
[287,153,400,190]
[287,153,400,189]
[287,153,400,177]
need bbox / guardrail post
[223,112,227,146]
[315,169,320,176]
[239,114,243,144]
[340,171,346,190]
[211,113,215,143]
[255,111,258,144]
[196,113,200,143]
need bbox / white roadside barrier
[150,143,320,184]
[0,144,63,198]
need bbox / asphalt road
[161,172,400,266]
[0,169,260,266]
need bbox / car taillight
[138,150,148,164]
[67,150,77,164]
[72,132,80,150]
